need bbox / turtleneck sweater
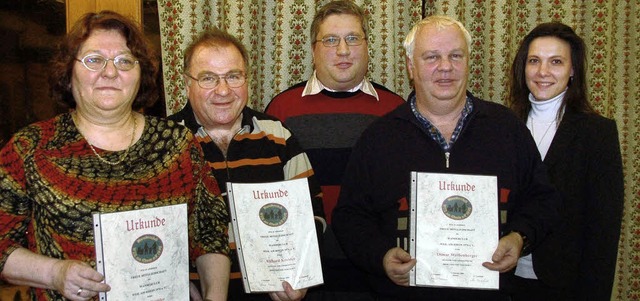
[515,90,565,279]
[526,90,565,160]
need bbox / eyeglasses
[76,54,139,72]
[316,34,365,47]
[184,72,247,89]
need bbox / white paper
[93,203,189,300]
[227,178,323,293]
[409,172,499,289]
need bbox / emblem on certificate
[227,178,323,293]
[409,172,499,289]
[93,203,189,300]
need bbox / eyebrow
[421,48,465,55]
[80,49,134,56]
[321,32,362,37]
[196,69,245,76]
[527,54,567,59]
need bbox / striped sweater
[169,103,323,300]
[266,81,405,223]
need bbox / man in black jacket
[332,15,560,301]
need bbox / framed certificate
[409,172,499,289]
[227,178,323,293]
[93,203,189,300]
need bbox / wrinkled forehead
[416,23,469,53]
[190,44,246,72]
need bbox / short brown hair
[182,28,249,73]
[310,1,368,44]
[49,10,158,110]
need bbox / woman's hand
[50,259,110,300]
[2,248,110,300]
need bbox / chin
[531,92,554,101]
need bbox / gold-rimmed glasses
[183,71,247,89]
[75,54,139,72]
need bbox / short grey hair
[403,15,472,62]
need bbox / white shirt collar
[301,71,379,100]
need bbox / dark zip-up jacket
[332,92,560,299]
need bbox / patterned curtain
[156,0,421,113]
[421,2,638,300]
[158,1,639,300]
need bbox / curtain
[157,0,421,113]
[158,1,639,300]
[421,2,638,300]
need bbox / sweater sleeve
[188,137,230,263]
[0,133,34,274]
[332,133,395,277]
[278,122,326,236]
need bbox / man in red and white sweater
[265,1,404,300]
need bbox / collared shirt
[409,94,473,152]
[301,71,380,100]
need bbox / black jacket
[532,111,624,300]
[332,92,560,299]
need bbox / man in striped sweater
[169,29,324,301]
[265,1,404,300]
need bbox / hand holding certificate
[93,203,189,300]
[227,178,323,293]
[409,172,499,290]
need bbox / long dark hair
[50,10,158,110]
[508,22,595,121]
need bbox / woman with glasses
[507,22,624,301]
[0,11,230,301]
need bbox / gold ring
[77,288,83,296]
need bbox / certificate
[409,172,499,289]
[93,203,189,300]
[227,178,323,293]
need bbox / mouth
[535,81,555,87]
[435,78,456,85]
[209,99,235,106]
[335,62,352,69]
[96,87,120,91]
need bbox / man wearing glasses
[169,29,324,301]
[265,1,404,300]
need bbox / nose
[101,59,118,77]
[437,57,453,71]
[336,39,351,56]
[213,78,231,96]
[538,63,549,76]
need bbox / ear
[406,56,414,80]
[184,75,192,94]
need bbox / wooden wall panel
[66,0,142,32]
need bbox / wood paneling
[66,0,143,32]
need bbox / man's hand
[482,231,523,272]
[383,247,416,286]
